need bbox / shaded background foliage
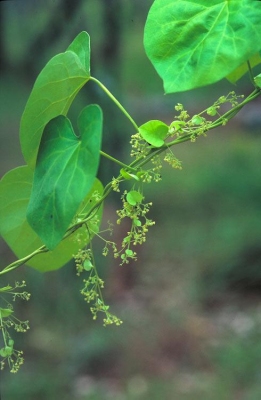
[0,0,261,399]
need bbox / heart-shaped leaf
[139,120,168,147]
[0,166,103,272]
[20,31,91,168]
[26,104,103,250]
[144,0,261,93]
[66,31,90,71]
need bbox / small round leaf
[139,120,168,147]
[126,191,144,206]
[83,260,93,271]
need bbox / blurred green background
[1,1,261,399]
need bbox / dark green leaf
[139,120,168,147]
[0,166,103,272]
[144,0,261,93]
[20,32,90,168]
[26,104,103,250]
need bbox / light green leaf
[170,121,186,133]
[26,104,103,250]
[139,120,168,147]
[67,31,90,71]
[133,218,142,227]
[83,260,93,271]
[0,307,13,318]
[226,53,261,84]
[120,169,140,181]
[144,0,261,93]
[126,191,144,206]
[206,107,218,117]
[0,286,12,292]
[20,32,90,168]
[0,346,13,357]
[191,115,206,125]
[0,166,103,272]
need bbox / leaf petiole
[89,76,139,131]
[100,150,136,172]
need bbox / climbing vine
[0,0,261,372]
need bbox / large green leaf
[226,52,261,84]
[144,0,261,93]
[0,166,103,272]
[67,30,90,70]
[26,104,103,250]
[20,31,90,168]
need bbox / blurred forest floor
[1,1,261,399]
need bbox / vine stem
[247,60,258,89]
[0,313,7,347]
[89,76,139,132]
[210,87,260,129]
[133,87,261,168]
[0,247,48,276]
[1,87,260,275]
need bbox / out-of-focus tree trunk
[98,0,125,175]
[101,0,122,76]
[23,0,83,78]
[0,0,83,79]
[0,6,6,73]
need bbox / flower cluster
[75,248,122,326]
[0,345,24,373]
[10,281,31,302]
[138,155,162,183]
[0,281,30,373]
[111,176,121,192]
[81,274,122,326]
[174,102,190,120]
[164,152,182,169]
[115,190,155,265]
[74,248,93,276]
[168,91,245,143]
[130,132,150,159]
[90,297,123,327]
